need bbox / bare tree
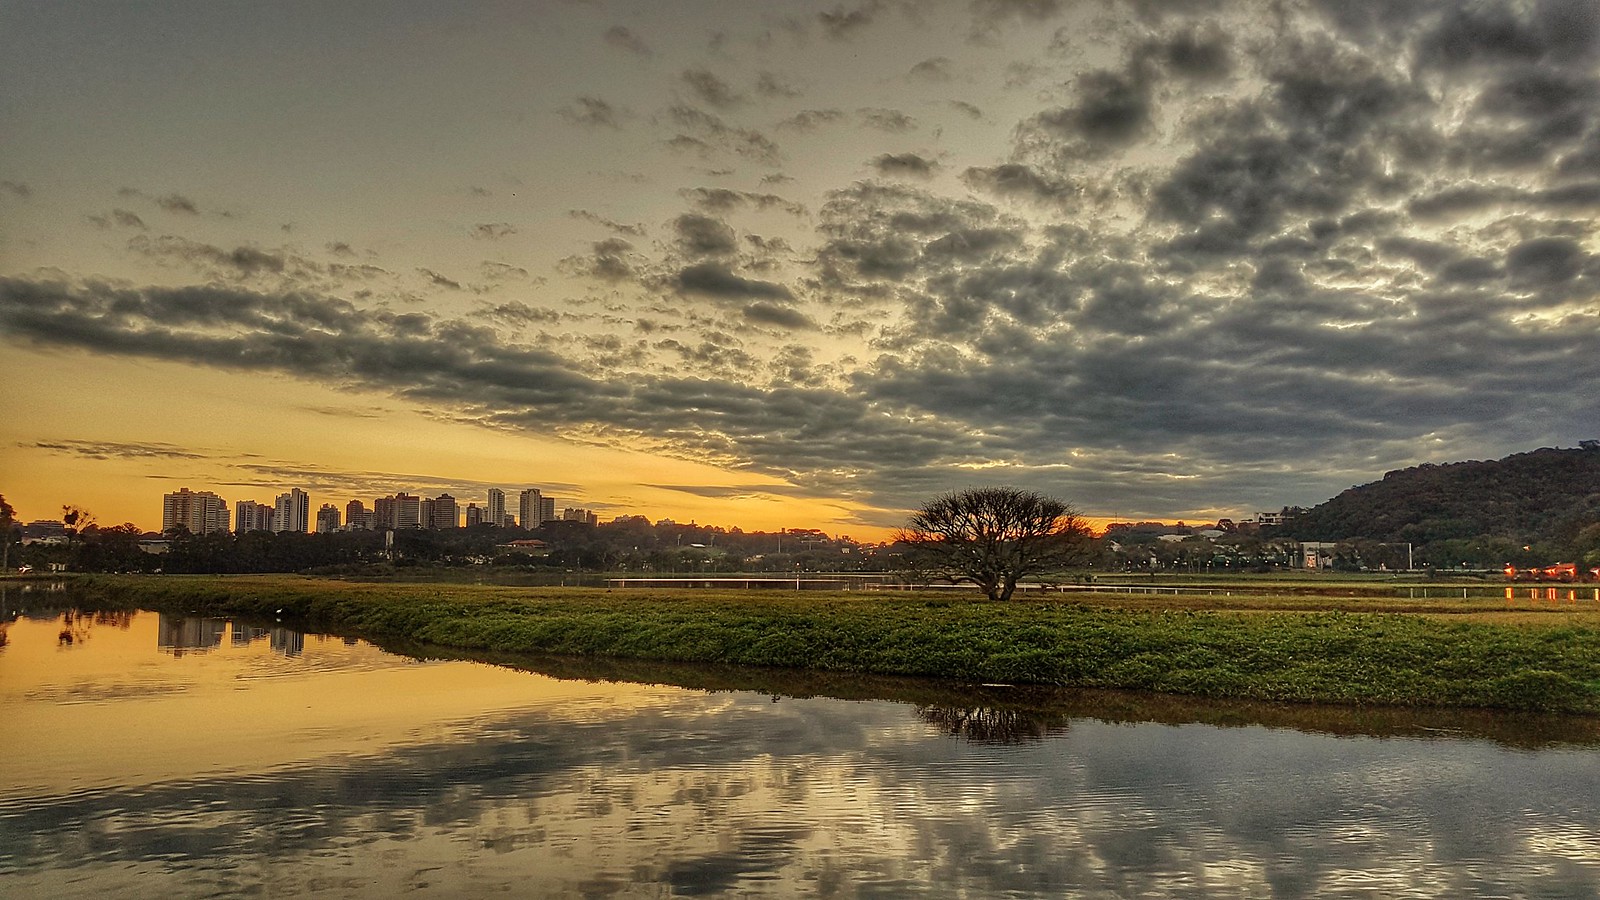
[897,487,1092,601]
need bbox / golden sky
[2,1,1597,536]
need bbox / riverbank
[78,574,1600,713]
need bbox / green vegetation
[1284,444,1600,567]
[80,574,1600,714]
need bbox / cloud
[558,96,628,128]
[417,268,462,290]
[777,108,846,132]
[0,180,30,198]
[157,193,199,214]
[949,100,984,119]
[681,69,744,108]
[672,213,739,258]
[755,71,802,99]
[470,223,517,240]
[561,238,638,283]
[742,301,817,330]
[665,104,783,165]
[569,210,646,237]
[909,57,955,82]
[870,153,941,178]
[602,25,651,56]
[673,262,794,300]
[818,3,881,40]
[680,187,806,216]
[29,440,207,461]
[858,108,917,131]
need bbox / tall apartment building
[393,492,422,529]
[315,503,341,533]
[345,499,374,531]
[486,489,507,528]
[273,488,310,533]
[373,496,396,530]
[465,503,484,527]
[235,500,275,533]
[518,488,543,530]
[162,488,230,535]
[562,507,598,527]
[538,495,555,526]
[426,494,459,530]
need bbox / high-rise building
[235,500,274,533]
[274,488,310,533]
[465,503,484,527]
[518,489,543,530]
[394,492,422,528]
[315,503,341,533]
[562,507,598,527]
[345,499,373,531]
[162,488,230,535]
[373,496,396,530]
[486,489,507,528]
[539,495,555,525]
[427,494,458,529]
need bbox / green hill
[1283,445,1600,565]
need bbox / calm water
[4,604,1600,898]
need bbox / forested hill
[1284,445,1600,548]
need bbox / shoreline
[73,573,1600,715]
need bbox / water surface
[3,605,1599,898]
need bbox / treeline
[1283,445,1600,567]
[17,517,891,576]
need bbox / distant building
[235,500,275,533]
[373,496,396,530]
[162,488,230,535]
[274,488,310,533]
[538,495,554,525]
[518,488,546,529]
[465,503,484,527]
[562,507,598,527]
[315,503,341,533]
[486,489,507,528]
[345,499,373,531]
[427,494,459,530]
[393,492,422,529]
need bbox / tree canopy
[897,487,1092,601]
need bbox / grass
[76,574,1600,714]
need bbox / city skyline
[3,1,1597,539]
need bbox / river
[3,600,1599,897]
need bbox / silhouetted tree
[897,487,1092,601]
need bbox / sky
[2,0,1598,538]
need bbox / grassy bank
[80,574,1600,714]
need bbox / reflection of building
[157,613,227,655]
[274,488,310,533]
[163,488,230,535]
[231,623,271,646]
[269,627,304,657]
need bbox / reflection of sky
[4,614,1600,897]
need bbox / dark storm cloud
[1018,68,1151,155]
[603,25,651,56]
[870,153,940,178]
[681,69,744,108]
[1506,236,1585,285]
[1139,25,1233,80]
[960,164,1075,205]
[558,96,627,128]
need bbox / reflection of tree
[916,705,1072,744]
[54,608,134,646]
